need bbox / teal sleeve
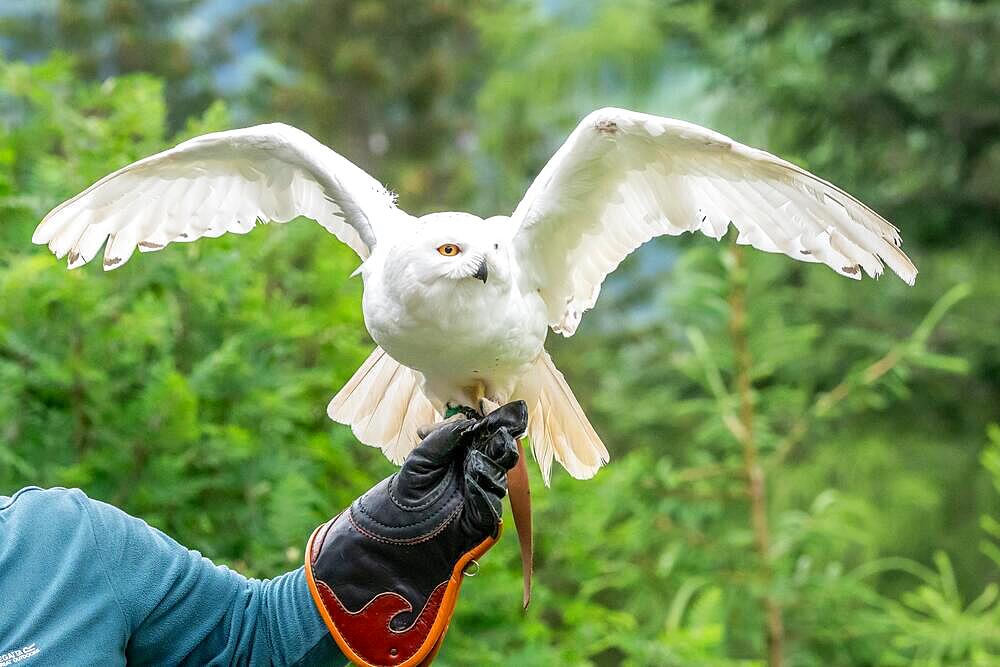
[0,487,346,665]
[84,490,344,665]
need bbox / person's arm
[80,400,524,666]
[6,401,523,667]
[82,493,344,666]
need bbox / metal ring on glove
[463,559,480,577]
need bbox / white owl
[33,108,916,483]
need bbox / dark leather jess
[305,401,527,667]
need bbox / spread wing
[511,108,917,336]
[33,123,408,269]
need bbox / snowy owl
[33,108,917,483]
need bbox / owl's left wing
[511,108,917,336]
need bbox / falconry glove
[305,400,527,667]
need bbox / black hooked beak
[473,258,489,284]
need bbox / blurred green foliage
[1,1,998,665]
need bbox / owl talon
[417,412,469,439]
[479,397,501,415]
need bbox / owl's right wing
[33,123,410,269]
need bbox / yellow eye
[437,243,461,257]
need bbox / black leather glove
[305,401,527,667]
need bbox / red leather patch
[317,580,448,666]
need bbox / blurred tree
[0,55,388,576]
[248,0,493,215]
[0,0,231,126]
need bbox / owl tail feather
[327,346,440,465]
[328,347,609,485]
[515,351,609,485]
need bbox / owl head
[387,212,511,289]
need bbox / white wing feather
[512,108,917,336]
[33,123,407,269]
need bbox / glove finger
[461,449,511,538]
[396,418,477,502]
[464,476,503,531]
[408,417,476,466]
[466,450,508,499]
[481,427,519,471]
[466,400,528,444]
